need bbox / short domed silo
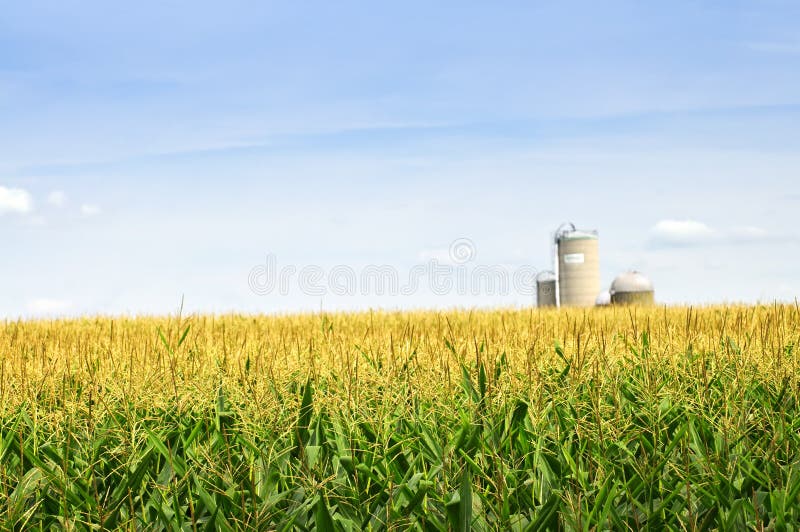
[610,271,655,305]
[555,224,600,307]
[536,271,557,307]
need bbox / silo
[555,224,600,307]
[536,271,557,307]
[610,271,655,305]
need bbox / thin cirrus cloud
[649,219,771,248]
[0,186,33,214]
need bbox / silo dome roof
[610,271,654,294]
[558,229,598,241]
[536,270,556,282]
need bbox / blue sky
[1,1,799,317]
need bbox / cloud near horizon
[27,299,72,315]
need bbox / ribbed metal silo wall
[557,235,600,307]
[611,291,655,305]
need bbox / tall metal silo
[536,271,557,307]
[555,223,600,307]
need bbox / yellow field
[2,304,797,418]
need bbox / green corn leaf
[315,494,336,532]
[458,467,473,532]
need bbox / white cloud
[731,225,769,241]
[80,204,101,217]
[650,219,772,248]
[47,190,67,207]
[27,298,72,315]
[0,186,33,214]
[650,219,718,246]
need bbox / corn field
[1,304,800,530]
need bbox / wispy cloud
[80,204,101,217]
[27,298,72,315]
[47,190,67,207]
[730,225,769,242]
[649,219,773,248]
[0,186,33,214]
[650,219,718,247]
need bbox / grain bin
[536,271,557,307]
[555,223,600,307]
[610,271,654,305]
